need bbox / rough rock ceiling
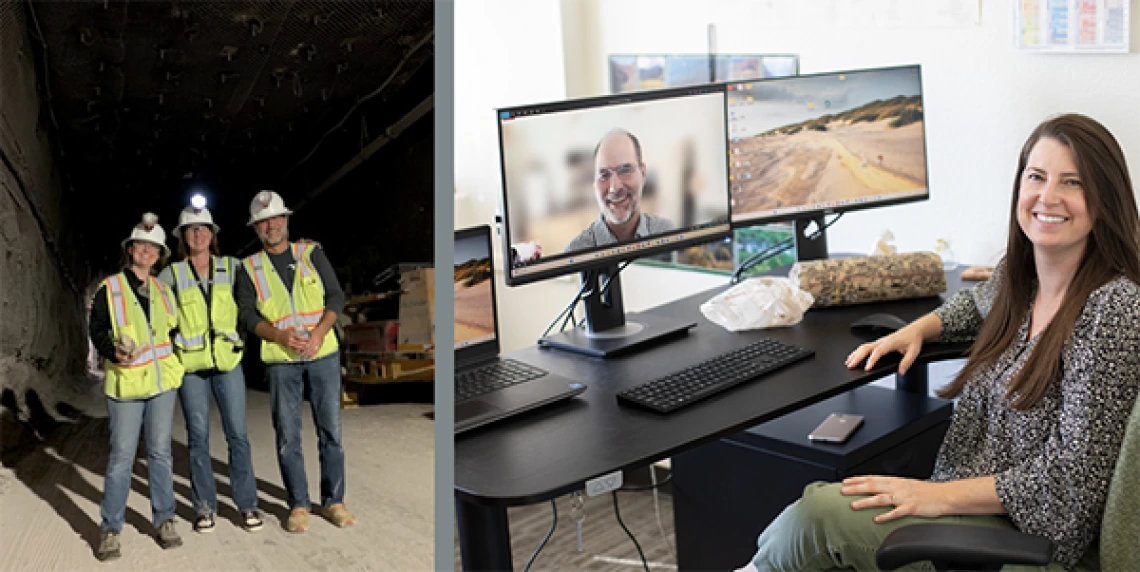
[20,0,433,273]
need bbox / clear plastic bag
[700,277,815,332]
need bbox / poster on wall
[1014,0,1130,52]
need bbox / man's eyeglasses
[596,163,638,184]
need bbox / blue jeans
[101,390,178,532]
[266,352,345,509]
[179,367,258,515]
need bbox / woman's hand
[114,348,134,364]
[840,475,950,523]
[845,325,925,374]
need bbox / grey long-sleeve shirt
[929,261,1140,568]
[234,244,345,338]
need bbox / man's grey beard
[600,190,636,225]
[603,209,634,225]
[260,228,289,247]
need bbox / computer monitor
[727,64,929,260]
[608,54,800,94]
[496,85,732,357]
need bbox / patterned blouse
[929,262,1140,568]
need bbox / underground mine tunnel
[1,2,434,562]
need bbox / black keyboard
[456,358,548,402]
[616,338,815,413]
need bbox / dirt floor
[0,388,434,571]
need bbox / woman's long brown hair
[936,114,1140,410]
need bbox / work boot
[286,507,309,533]
[95,530,121,561]
[157,519,182,549]
[321,503,356,528]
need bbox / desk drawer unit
[672,384,952,571]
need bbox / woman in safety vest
[87,213,184,561]
[159,202,263,534]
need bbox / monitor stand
[538,263,696,358]
[794,215,829,262]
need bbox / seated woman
[739,113,1140,571]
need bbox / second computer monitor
[728,65,929,228]
[497,85,732,286]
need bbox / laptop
[454,225,587,434]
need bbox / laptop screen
[454,226,497,352]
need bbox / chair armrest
[876,523,1053,571]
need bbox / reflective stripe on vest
[249,255,272,302]
[153,277,173,315]
[213,259,234,286]
[118,342,175,369]
[107,274,130,329]
[173,263,196,292]
[293,243,316,279]
[171,263,206,350]
[270,309,323,330]
[175,332,206,349]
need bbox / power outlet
[585,471,623,497]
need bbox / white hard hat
[121,212,171,257]
[247,190,293,225]
[173,206,220,239]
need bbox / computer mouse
[850,313,908,339]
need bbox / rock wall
[1,1,104,473]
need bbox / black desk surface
[455,270,972,506]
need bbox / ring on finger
[890,494,897,505]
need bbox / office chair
[876,391,1140,572]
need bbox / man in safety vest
[234,190,354,533]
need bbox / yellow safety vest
[242,243,338,363]
[102,272,184,399]
[169,256,244,372]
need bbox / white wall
[456,0,1140,353]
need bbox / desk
[455,270,972,570]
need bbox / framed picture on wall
[1014,0,1129,53]
[608,54,800,275]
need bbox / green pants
[748,482,1093,571]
